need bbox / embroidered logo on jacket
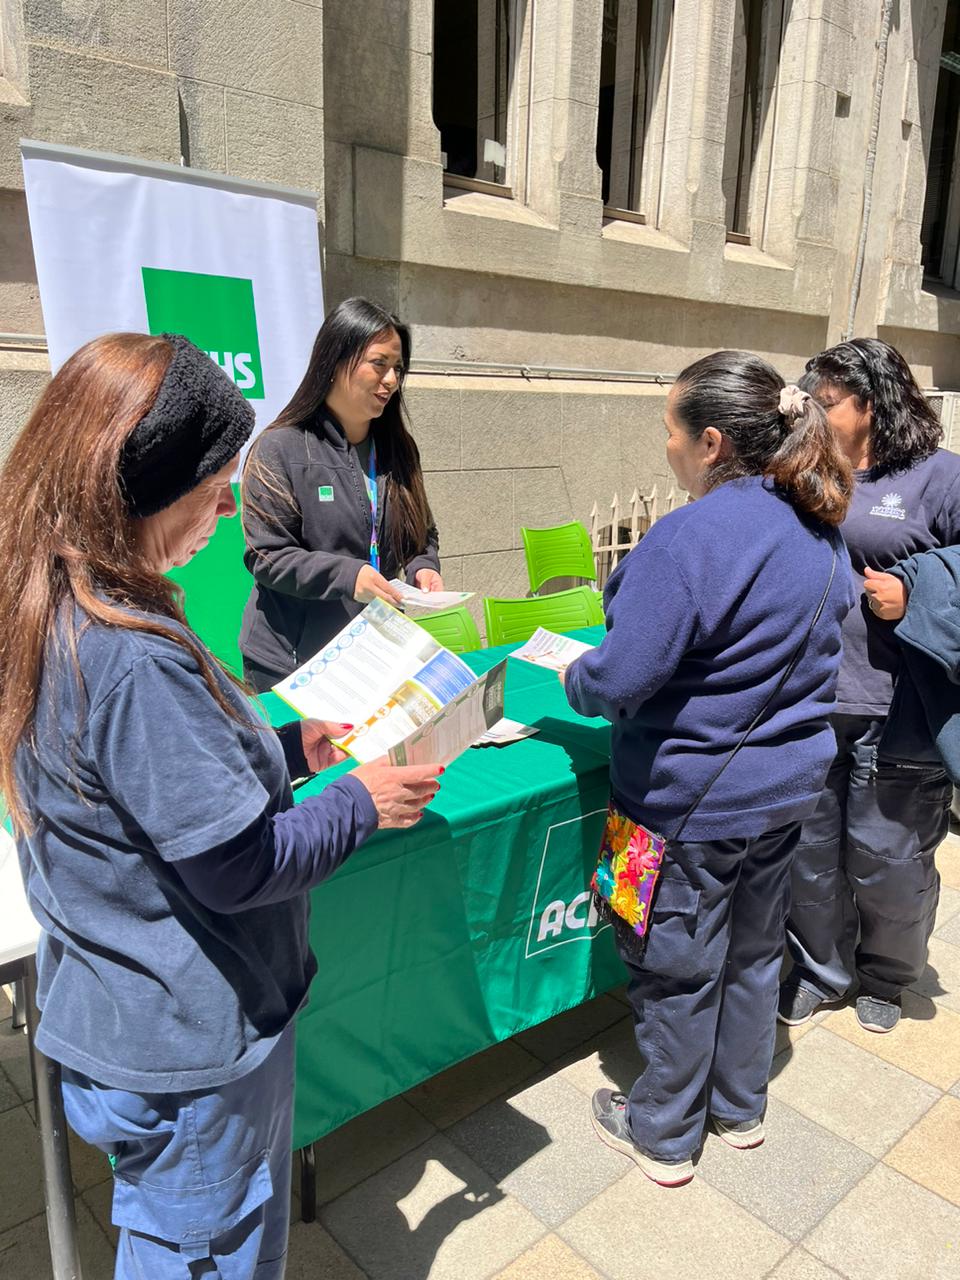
[868,492,907,520]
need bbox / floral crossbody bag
[591,546,838,961]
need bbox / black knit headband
[119,333,255,518]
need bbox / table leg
[23,961,84,1280]
[11,978,26,1030]
[299,1143,317,1223]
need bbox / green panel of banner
[259,633,623,1148]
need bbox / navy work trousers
[786,714,950,1002]
[61,1024,295,1279]
[621,822,800,1162]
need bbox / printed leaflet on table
[509,627,595,673]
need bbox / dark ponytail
[673,350,853,527]
[800,337,941,474]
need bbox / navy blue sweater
[565,476,855,841]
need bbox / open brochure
[388,662,506,766]
[273,599,505,765]
[509,627,596,673]
[389,579,475,611]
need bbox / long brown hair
[0,332,243,833]
[673,350,853,526]
[243,297,433,565]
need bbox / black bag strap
[672,542,839,843]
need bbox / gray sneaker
[777,983,824,1026]
[856,993,901,1033]
[713,1116,765,1149]
[590,1089,694,1186]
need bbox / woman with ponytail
[563,350,855,1185]
[239,297,443,690]
[781,338,960,1035]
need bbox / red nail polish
[339,723,355,730]
[438,766,446,775]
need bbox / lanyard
[365,439,380,571]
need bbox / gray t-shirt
[837,448,960,715]
[15,610,316,1092]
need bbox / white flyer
[509,627,595,673]
[389,579,476,611]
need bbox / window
[722,0,785,243]
[921,0,960,284]
[433,0,516,194]
[596,1,672,225]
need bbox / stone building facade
[2,1,960,602]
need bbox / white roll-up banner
[20,139,324,451]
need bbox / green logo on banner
[141,267,265,399]
[525,808,610,958]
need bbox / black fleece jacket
[239,409,440,677]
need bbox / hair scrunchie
[778,384,810,421]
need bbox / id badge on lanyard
[364,440,380,572]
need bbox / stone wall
[3,1,960,609]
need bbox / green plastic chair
[413,605,483,654]
[483,585,604,647]
[521,521,597,594]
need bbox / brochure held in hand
[273,599,506,766]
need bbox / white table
[1,829,84,1279]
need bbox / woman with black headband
[781,337,960,1035]
[0,332,441,1279]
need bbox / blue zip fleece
[564,476,856,841]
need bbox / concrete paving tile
[695,1097,874,1242]
[0,1105,44,1232]
[607,983,631,1007]
[805,1164,960,1280]
[935,907,960,946]
[405,1039,543,1130]
[0,1018,33,1103]
[768,1026,940,1156]
[285,1220,368,1279]
[446,1073,629,1228]
[67,1125,113,1194]
[771,1007,828,1062]
[823,990,960,1089]
[82,1178,117,1250]
[513,995,627,1065]
[934,884,960,934]
[884,1095,960,1208]
[0,1200,115,1280]
[936,835,960,890]
[0,986,12,1018]
[910,936,960,1013]
[557,1168,790,1279]
[491,1233,602,1279]
[321,1134,543,1280]
[767,1249,846,1279]
[311,1095,437,1207]
[0,1063,21,1114]
[555,1014,639,1099]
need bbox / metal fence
[588,484,684,587]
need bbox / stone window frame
[597,0,674,229]
[435,0,537,205]
[721,0,788,248]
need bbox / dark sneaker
[713,1116,765,1149]
[856,993,901,1034]
[590,1089,694,1186]
[777,983,825,1026]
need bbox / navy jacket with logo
[240,409,440,677]
[834,449,960,716]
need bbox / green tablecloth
[261,626,622,1148]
